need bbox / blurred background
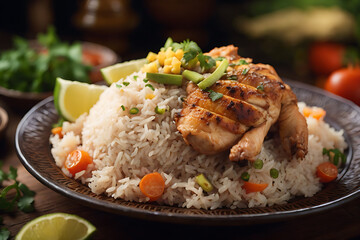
[0,0,359,87]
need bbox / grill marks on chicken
[175,45,308,161]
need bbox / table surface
[1,100,360,240]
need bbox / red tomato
[82,51,102,66]
[309,42,345,76]
[325,67,360,105]
[316,162,338,183]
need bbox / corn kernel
[164,57,172,66]
[175,49,184,60]
[146,52,157,62]
[163,65,172,74]
[171,65,181,74]
[171,56,181,66]
[165,48,175,59]
[145,93,155,99]
[142,61,158,73]
[157,51,166,66]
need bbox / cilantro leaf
[17,195,35,213]
[208,90,223,101]
[7,167,17,181]
[0,227,10,240]
[197,53,216,71]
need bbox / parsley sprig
[0,162,35,213]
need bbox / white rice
[50,72,347,209]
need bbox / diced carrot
[303,107,326,120]
[65,149,93,175]
[139,172,165,201]
[51,127,63,138]
[242,181,268,194]
[316,162,338,183]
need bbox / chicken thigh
[175,45,308,161]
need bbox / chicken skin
[175,45,308,161]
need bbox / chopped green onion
[145,83,155,91]
[129,107,139,115]
[228,75,237,80]
[121,105,125,111]
[195,173,213,192]
[133,76,138,80]
[214,56,226,61]
[155,106,168,114]
[182,70,204,83]
[270,168,279,179]
[208,90,223,101]
[143,78,149,83]
[242,68,250,75]
[241,172,250,182]
[198,58,229,90]
[253,159,263,169]
[257,83,264,91]
[229,59,249,67]
[322,148,346,166]
[123,81,130,86]
[146,72,183,86]
[116,84,122,88]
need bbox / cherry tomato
[309,42,344,76]
[325,67,360,105]
[316,162,338,183]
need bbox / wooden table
[1,101,360,240]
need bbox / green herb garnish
[323,148,346,166]
[228,75,238,80]
[229,59,249,67]
[197,53,216,71]
[155,106,168,114]
[123,82,130,86]
[133,76,138,81]
[129,107,139,115]
[257,83,264,91]
[208,90,223,101]
[143,78,149,83]
[145,84,155,91]
[214,56,226,61]
[242,68,250,75]
[0,161,36,213]
[0,26,91,93]
[241,172,250,182]
[121,105,125,111]
[116,84,122,88]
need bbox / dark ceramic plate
[15,80,360,225]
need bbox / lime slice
[54,78,107,122]
[101,58,148,85]
[15,213,96,240]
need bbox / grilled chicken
[175,45,308,161]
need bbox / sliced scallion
[121,105,125,111]
[155,106,168,114]
[208,90,223,101]
[242,68,250,75]
[123,81,130,86]
[228,75,237,80]
[116,84,122,88]
[195,173,213,192]
[198,58,229,90]
[145,83,155,91]
[241,172,250,182]
[129,107,139,115]
[146,72,183,86]
[182,70,204,83]
[143,78,149,83]
[257,83,264,91]
[133,75,138,80]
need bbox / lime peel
[15,212,96,240]
[101,58,148,85]
[54,78,107,122]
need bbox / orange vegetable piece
[303,107,326,120]
[65,149,93,175]
[316,162,338,183]
[242,181,268,194]
[139,172,165,201]
[51,127,63,138]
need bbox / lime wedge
[101,58,148,85]
[54,78,107,122]
[15,213,96,240]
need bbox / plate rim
[15,79,360,225]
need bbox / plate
[15,80,360,225]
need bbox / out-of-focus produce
[325,67,360,105]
